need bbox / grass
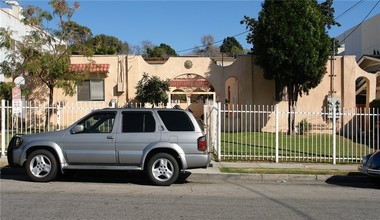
[220,132,369,162]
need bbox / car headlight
[12,136,23,148]
[362,154,372,165]
[362,156,368,165]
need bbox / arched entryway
[168,73,215,118]
[225,77,239,105]
[356,76,370,109]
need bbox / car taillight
[197,136,207,151]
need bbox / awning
[69,64,110,73]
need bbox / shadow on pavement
[0,166,192,186]
[325,172,380,189]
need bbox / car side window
[122,111,155,133]
[78,112,116,133]
[371,152,380,169]
[157,110,195,131]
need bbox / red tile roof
[69,64,110,73]
[170,79,210,87]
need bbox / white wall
[337,13,380,59]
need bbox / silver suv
[7,108,211,186]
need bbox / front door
[63,111,117,165]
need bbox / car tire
[25,150,58,182]
[146,153,179,186]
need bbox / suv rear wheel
[147,153,179,186]
[25,150,58,182]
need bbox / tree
[84,34,129,55]
[241,0,339,134]
[135,73,170,106]
[0,82,13,100]
[220,37,244,57]
[0,0,93,129]
[193,35,221,57]
[145,43,177,58]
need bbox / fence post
[332,103,336,165]
[57,102,61,130]
[1,99,5,156]
[217,102,221,161]
[275,104,279,163]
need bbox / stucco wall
[50,55,377,111]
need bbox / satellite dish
[14,76,25,86]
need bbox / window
[78,112,116,133]
[371,153,380,169]
[77,79,105,101]
[122,111,155,133]
[158,110,194,131]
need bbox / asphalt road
[1,168,379,220]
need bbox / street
[1,168,379,220]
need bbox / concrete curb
[187,172,369,183]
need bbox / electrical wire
[175,0,375,54]
[335,0,364,20]
[339,0,380,44]
[175,30,249,54]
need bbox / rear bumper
[185,153,211,169]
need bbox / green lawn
[220,132,370,163]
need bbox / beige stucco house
[49,54,376,109]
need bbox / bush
[298,118,311,134]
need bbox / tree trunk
[44,87,54,131]
[287,84,298,135]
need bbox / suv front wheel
[146,153,179,186]
[25,150,58,182]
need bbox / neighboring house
[336,13,380,59]
[0,2,28,83]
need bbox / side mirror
[71,125,84,134]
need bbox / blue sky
[2,0,380,55]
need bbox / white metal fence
[204,102,380,164]
[2,99,379,165]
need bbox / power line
[175,30,249,54]
[339,0,380,44]
[175,0,374,54]
[335,0,364,20]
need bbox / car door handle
[107,136,114,140]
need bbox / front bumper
[7,145,15,167]
[6,136,23,167]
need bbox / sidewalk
[188,160,365,183]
